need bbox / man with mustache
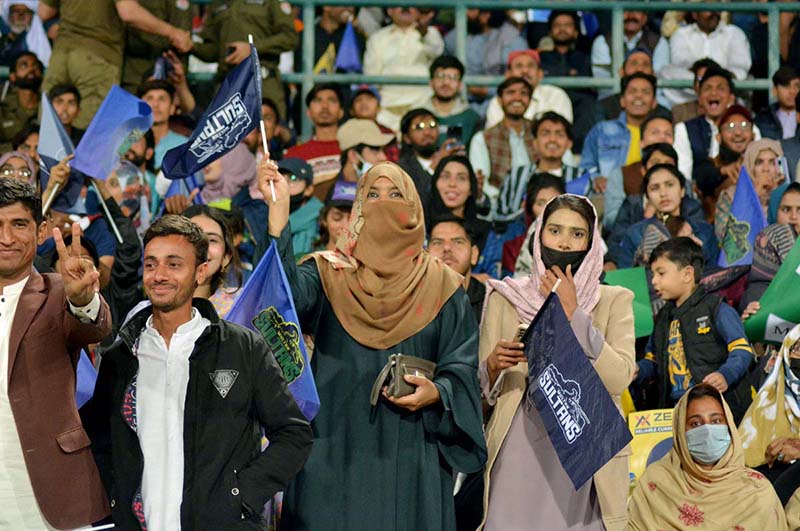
[673,67,762,188]
[0,51,42,151]
[580,73,658,204]
[427,215,483,323]
[591,10,669,91]
[469,76,536,193]
[538,10,595,152]
[0,1,49,68]
[285,83,344,200]
[663,8,751,107]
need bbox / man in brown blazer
[0,178,110,529]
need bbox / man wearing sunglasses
[398,108,465,206]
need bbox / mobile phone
[446,125,463,142]
[516,323,528,342]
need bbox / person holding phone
[479,194,635,531]
[425,55,481,146]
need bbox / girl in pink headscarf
[478,194,636,531]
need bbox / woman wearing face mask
[714,139,784,243]
[258,160,486,531]
[479,194,635,531]
[426,155,489,246]
[612,164,717,269]
[629,383,787,530]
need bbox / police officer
[121,0,195,93]
[0,51,41,151]
[39,0,193,130]
[192,0,298,121]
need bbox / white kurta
[0,277,97,531]
[136,308,209,531]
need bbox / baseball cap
[337,119,396,151]
[507,49,540,67]
[278,157,313,185]
[717,104,753,128]
[351,84,380,103]
[325,179,357,209]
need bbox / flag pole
[248,33,277,204]
[90,182,124,244]
[42,182,60,215]
[551,278,562,293]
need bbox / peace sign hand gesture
[53,223,100,307]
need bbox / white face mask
[355,154,373,179]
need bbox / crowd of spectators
[3,1,800,530]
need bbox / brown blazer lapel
[7,269,48,385]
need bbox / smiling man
[0,178,112,529]
[579,72,658,195]
[673,66,762,186]
[83,215,312,531]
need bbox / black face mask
[789,358,800,379]
[540,246,588,274]
[289,192,306,213]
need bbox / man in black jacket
[83,215,312,531]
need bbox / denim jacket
[579,112,631,182]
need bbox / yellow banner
[628,409,674,489]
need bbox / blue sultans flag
[334,21,362,73]
[71,86,153,181]
[162,44,261,180]
[565,170,591,196]
[717,165,767,267]
[226,241,320,420]
[523,292,632,489]
[38,93,85,211]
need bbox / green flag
[744,237,800,343]
[604,267,654,338]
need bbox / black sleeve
[100,197,143,331]
[693,158,723,198]
[80,352,116,496]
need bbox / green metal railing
[201,1,800,138]
[281,1,800,137]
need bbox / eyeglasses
[723,120,752,131]
[0,165,32,178]
[412,120,438,131]
[433,72,461,82]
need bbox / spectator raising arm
[115,0,192,52]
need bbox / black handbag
[369,354,437,406]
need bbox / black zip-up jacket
[82,298,313,531]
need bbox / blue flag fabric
[334,22,362,73]
[717,165,767,267]
[72,86,153,181]
[565,170,591,196]
[523,292,632,489]
[226,241,320,420]
[38,93,85,211]
[162,45,261,180]
[76,350,97,409]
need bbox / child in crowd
[636,237,754,422]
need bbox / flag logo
[253,307,305,384]
[538,364,590,444]
[210,370,240,398]
[189,92,252,163]
[721,217,751,264]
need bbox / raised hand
[539,265,579,320]
[225,41,251,65]
[54,223,99,307]
[259,159,290,236]
[170,28,193,53]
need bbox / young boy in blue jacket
[636,237,754,422]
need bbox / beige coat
[479,285,636,531]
